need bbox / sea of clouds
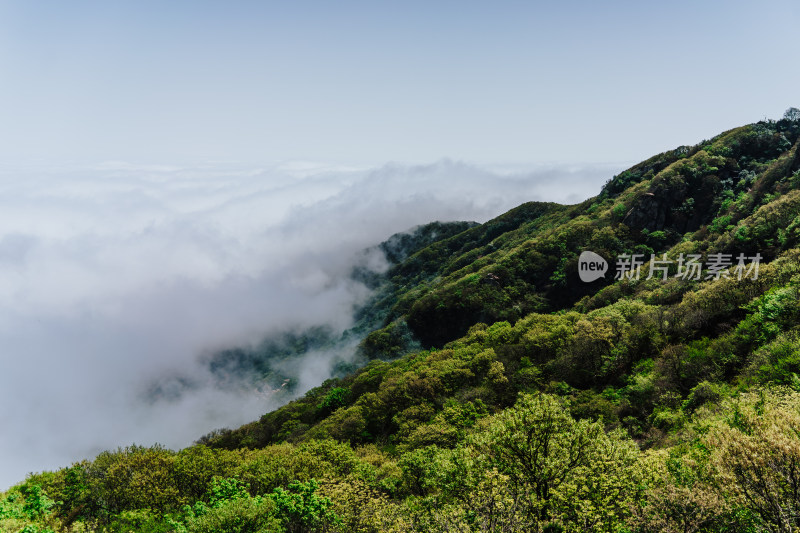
[0,159,620,488]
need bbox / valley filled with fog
[0,159,615,488]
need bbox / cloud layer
[0,159,618,488]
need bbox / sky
[0,0,799,488]
[0,0,797,167]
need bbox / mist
[0,159,620,488]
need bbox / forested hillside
[4,110,800,532]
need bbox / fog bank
[0,159,620,488]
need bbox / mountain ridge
[5,110,800,533]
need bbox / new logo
[578,251,608,282]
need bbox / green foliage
[708,213,733,234]
[682,380,724,413]
[92,445,181,513]
[20,485,54,520]
[207,477,250,506]
[18,526,56,533]
[172,479,279,533]
[745,332,800,388]
[399,393,642,531]
[709,391,800,530]
[317,387,349,414]
[738,284,799,345]
[0,484,59,533]
[269,479,339,533]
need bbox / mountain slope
[5,110,800,533]
[199,114,800,452]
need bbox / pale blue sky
[0,0,798,166]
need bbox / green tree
[89,444,180,515]
[469,393,640,531]
[706,390,800,531]
[269,479,340,533]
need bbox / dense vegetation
[4,109,800,532]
